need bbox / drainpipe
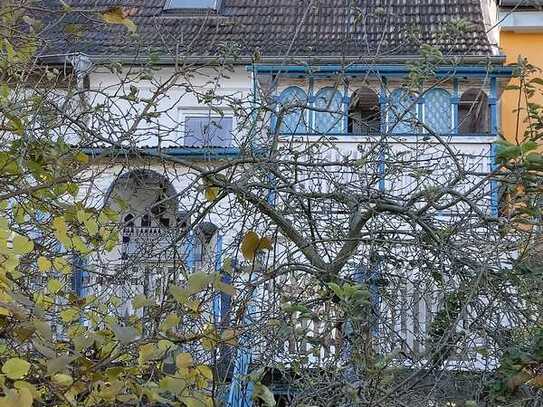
[66,53,93,115]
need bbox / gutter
[37,53,508,67]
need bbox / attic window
[163,0,219,12]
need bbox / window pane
[314,87,343,134]
[278,87,308,134]
[184,116,233,147]
[424,89,451,134]
[388,89,418,134]
[165,0,216,9]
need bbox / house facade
[40,0,516,405]
[497,0,543,142]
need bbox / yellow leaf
[175,352,193,369]
[60,307,79,323]
[15,381,35,407]
[12,235,33,255]
[53,257,71,274]
[160,313,180,332]
[221,329,237,346]
[241,231,259,260]
[51,373,73,388]
[187,272,213,294]
[2,358,30,380]
[13,380,40,405]
[195,365,213,381]
[204,186,220,202]
[74,151,89,164]
[37,256,52,272]
[102,7,137,32]
[132,294,150,309]
[47,278,62,294]
[258,236,273,251]
[253,383,276,406]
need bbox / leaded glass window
[388,89,418,134]
[424,88,452,134]
[277,86,308,134]
[314,87,344,134]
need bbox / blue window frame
[314,87,343,134]
[388,89,418,134]
[424,88,452,134]
[277,86,308,134]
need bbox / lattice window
[424,88,452,134]
[314,87,344,134]
[388,89,418,134]
[277,86,308,134]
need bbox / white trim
[498,11,543,32]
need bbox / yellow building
[498,0,543,143]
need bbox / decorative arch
[459,88,489,134]
[277,86,308,134]
[388,88,418,134]
[105,169,179,228]
[348,87,380,135]
[314,87,344,134]
[424,88,452,134]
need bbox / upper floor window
[184,115,233,147]
[424,88,452,134]
[348,87,380,135]
[164,0,219,11]
[314,87,344,134]
[388,89,418,134]
[277,86,308,134]
[459,89,489,134]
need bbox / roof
[40,0,495,63]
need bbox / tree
[0,2,542,407]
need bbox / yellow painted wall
[500,31,543,143]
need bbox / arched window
[388,89,418,134]
[314,87,344,134]
[277,86,308,134]
[459,88,489,134]
[424,88,452,134]
[348,87,380,135]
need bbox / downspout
[66,53,93,116]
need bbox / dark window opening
[348,87,380,135]
[124,213,134,228]
[159,217,170,227]
[459,89,489,134]
[141,214,151,228]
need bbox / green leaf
[2,358,31,380]
[51,373,73,387]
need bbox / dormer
[163,0,221,14]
